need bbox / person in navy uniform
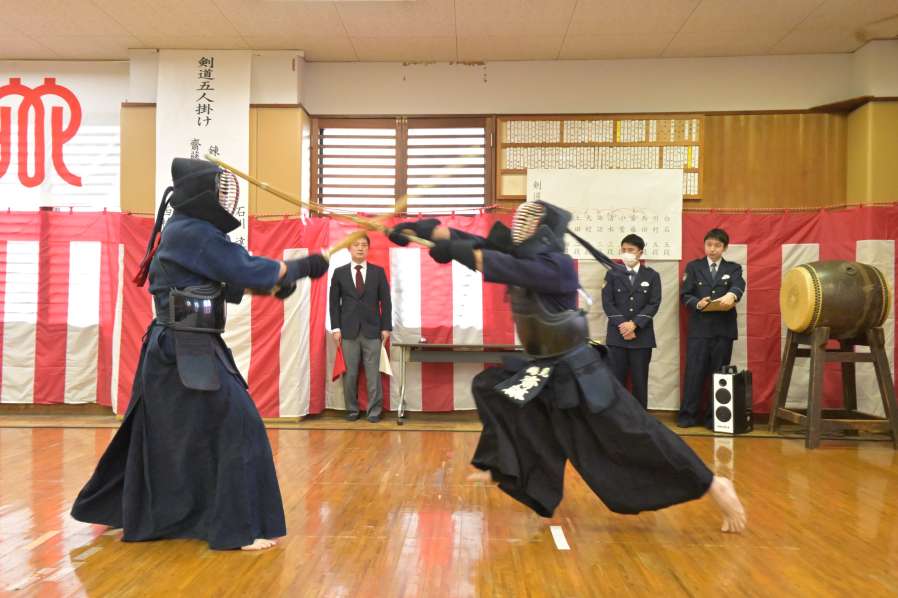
[679,228,745,428]
[387,203,747,534]
[71,158,330,551]
[601,234,661,410]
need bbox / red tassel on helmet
[133,235,160,287]
[135,189,173,287]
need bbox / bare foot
[466,470,492,483]
[240,538,277,551]
[708,476,747,533]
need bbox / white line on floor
[73,546,103,561]
[46,563,82,582]
[24,531,59,551]
[550,525,570,550]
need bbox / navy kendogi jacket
[149,213,282,391]
[680,257,745,339]
[602,265,661,349]
[449,227,625,415]
[150,213,281,310]
[481,250,579,311]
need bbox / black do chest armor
[509,286,588,357]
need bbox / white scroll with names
[155,50,251,246]
[526,169,683,260]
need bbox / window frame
[311,115,495,214]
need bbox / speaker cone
[715,388,732,404]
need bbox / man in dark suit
[679,228,745,428]
[329,235,392,422]
[601,234,661,410]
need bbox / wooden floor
[0,409,851,440]
[1,427,897,597]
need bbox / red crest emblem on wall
[0,77,83,188]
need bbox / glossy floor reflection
[1,427,896,597]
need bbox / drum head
[780,266,817,332]
[871,266,893,327]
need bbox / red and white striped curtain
[1,207,896,417]
[0,211,120,407]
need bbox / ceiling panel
[91,0,243,39]
[0,18,28,36]
[135,35,251,49]
[566,0,700,36]
[664,29,783,57]
[336,0,456,38]
[212,0,347,38]
[455,0,577,37]
[796,0,898,31]
[0,35,57,59]
[862,16,898,39]
[5,0,134,37]
[0,0,894,62]
[352,36,456,61]
[32,35,140,59]
[457,35,564,61]
[770,28,864,54]
[679,0,822,33]
[242,35,356,61]
[559,33,673,59]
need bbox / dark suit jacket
[602,265,661,349]
[329,262,392,340]
[680,257,745,339]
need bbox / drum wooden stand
[769,327,898,449]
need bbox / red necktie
[355,265,364,293]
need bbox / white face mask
[217,171,240,214]
[620,252,639,266]
[511,201,544,245]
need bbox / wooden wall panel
[702,113,846,209]
[848,101,898,205]
[123,107,859,214]
[120,105,306,217]
[120,105,156,215]
[250,107,306,217]
[868,102,898,204]
[847,103,873,204]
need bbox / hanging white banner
[155,50,251,246]
[526,169,683,260]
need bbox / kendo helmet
[169,157,241,234]
[510,200,572,257]
[132,158,242,287]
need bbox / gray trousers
[342,336,383,417]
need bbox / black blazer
[680,257,745,339]
[602,265,661,349]
[329,263,392,340]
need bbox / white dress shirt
[333,261,368,333]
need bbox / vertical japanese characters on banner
[155,50,250,246]
[526,169,683,260]
[193,57,215,134]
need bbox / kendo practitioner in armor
[71,158,329,550]
[389,201,746,533]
